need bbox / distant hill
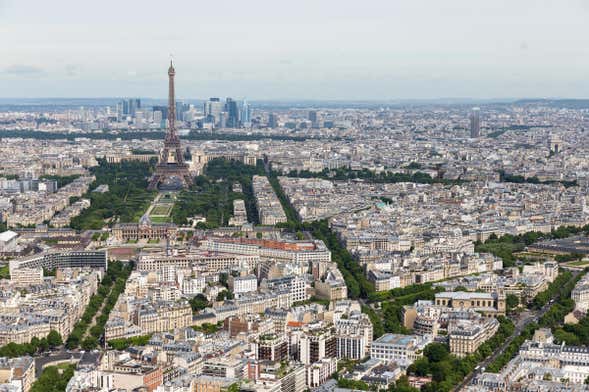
[514,99,589,109]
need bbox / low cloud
[3,64,45,76]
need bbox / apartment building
[0,356,34,392]
[572,273,589,312]
[229,274,258,295]
[137,251,259,273]
[200,237,331,264]
[9,250,107,275]
[252,175,287,225]
[335,311,373,360]
[261,275,308,304]
[298,326,337,365]
[306,357,338,388]
[135,301,192,334]
[448,316,500,357]
[255,334,289,362]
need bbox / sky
[1,0,589,100]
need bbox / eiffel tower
[148,61,193,190]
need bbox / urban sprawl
[2,76,589,392]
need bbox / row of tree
[0,129,311,142]
[66,261,132,349]
[107,334,152,350]
[0,330,62,358]
[499,170,577,188]
[531,270,573,309]
[283,166,459,185]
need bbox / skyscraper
[117,98,141,117]
[268,113,278,128]
[225,98,240,128]
[153,105,168,120]
[204,98,224,127]
[308,110,319,128]
[176,101,189,121]
[470,107,480,138]
[116,102,124,120]
[153,110,163,125]
[122,100,129,116]
[241,100,251,127]
[129,98,141,117]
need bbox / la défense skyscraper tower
[148,61,193,190]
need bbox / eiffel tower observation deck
[148,61,193,190]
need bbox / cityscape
[2,1,589,392]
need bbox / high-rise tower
[148,61,193,190]
[241,99,251,127]
[469,107,480,138]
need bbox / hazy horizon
[2,0,589,100]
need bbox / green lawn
[151,205,172,216]
[149,216,172,223]
[567,260,589,267]
[0,265,9,280]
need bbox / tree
[47,330,63,348]
[219,273,228,288]
[217,290,230,301]
[424,342,449,363]
[81,336,98,351]
[409,357,431,376]
[38,338,49,352]
[506,294,519,310]
[30,364,75,392]
[189,294,210,312]
[227,383,241,392]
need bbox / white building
[0,230,18,253]
[370,334,431,365]
[261,275,308,304]
[306,357,337,388]
[335,311,373,360]
[229,274,258,295]
[572,273,589,312]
